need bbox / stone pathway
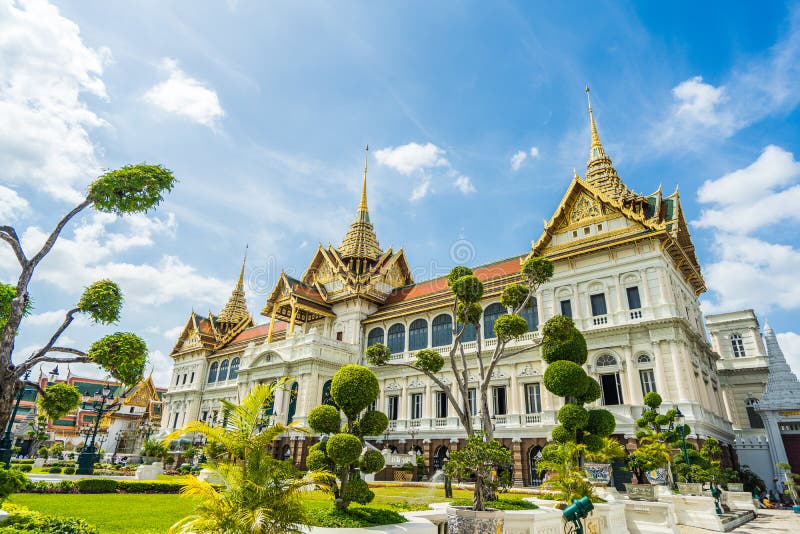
[679,510,800,533]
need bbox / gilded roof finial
[573,167,579,179]
[586,85,604,155]
[359,145,369,215]
[217,246,251,324]
[339,145,382,262]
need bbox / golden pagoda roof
[217,248,251,324]
[339,146,382,261]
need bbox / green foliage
[77,280,123,324]
[0,468,26,503]
[551,424,573,444]
[308,405,341,435]
[446,266,473,288]
[88,164,176,215]
[37,383,81,420]
[456,302,482,325]
[15,465,31,473]
[304,507,406,528]
[77,479,119,494]
[37,446,48,458]
[643,392,662,409]
[586,409,616,437]
[584,437,627,463]
[543,360,587,398]
[493,313,528,341]
[450,275,483,303]
[582,434,604,453]
[359,449,385,474]
[364,343,390,365]
[307,448,332,472]
[331,365,379,419]
[536,441,594,504]
[87,332,147,384]
[341,476,374,505]
[413,349,444,373]
[140,438,168,458]
[448,498,538,510]
[540,315,588,365]
[63,467,76,475]
[737,465,764,493]
[0,504,100,534]
[576,378,601,404]
[558,404,589,431]
[500,283,528,310]
[326,434,362,466]
[520,256,554,286]
[358,410,389,437]
[47,467,62,474]
[0,283,32,334]
[443,433,512,511]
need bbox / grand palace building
[160,93,799,489]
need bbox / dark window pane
[626,286,641,310]
[432,314,453,347]
[484,303,506,339]
[590,293,607,316]
[409,319,428,351]
[367,327,384,347]
[520,298,538,331]
[560,299,572,318]
[387,324,405,354]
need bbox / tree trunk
[0,371,20,437]
[473,476,485,511]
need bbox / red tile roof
[231,321,287,343]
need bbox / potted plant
[398,461,415,482]
[777,462,800,513]
[140,438,167,464]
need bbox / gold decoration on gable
[568,194,601,224]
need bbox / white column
[623,346,641,406]
[652,341,669,396]
[668,341,688,402]
[423,383,432,419]
[510,370,520,417]
[571,283,582,321]
[536,290,545,325]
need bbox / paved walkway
[679,510,800,533]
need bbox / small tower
[217,248,251,327]
[338,146,383,274]
[584,86,631,201]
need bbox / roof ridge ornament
[217,246,252,324]
[338,146,382,266]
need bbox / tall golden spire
[586,85,606,161]
[583,85,630,200]
[217,246,251,324]
[339,146,382,268]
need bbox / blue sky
[1,0,799,386]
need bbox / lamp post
[0,370,32,469]
[76,384,114,475]
[674,407,691,482]
[409,427,418,453]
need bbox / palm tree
[164,379,332,534]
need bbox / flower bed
[0,503,100,534]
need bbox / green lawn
[6,485,498,533]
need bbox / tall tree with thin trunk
[366,256,553,510]
[0,164,176,433]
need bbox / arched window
[367,327,384,347]
[432,314,453,347]
[520,297,539,331]
[408,319,428,351]
[287,382,299,424]
[596,354,617,367]
[528,445,544,487]
[321,379,335,406]
[387,323,405,354]
[218,360,229,381]
[745,398,764,429]
[637,354,652,364]
[483,303,506,339]
[731,333,746,357]
[229,357,240,380]
[459,321,477,342]
[207,362,219,383]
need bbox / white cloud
[410,178,433,202]
[529,147,540,159]
[672,77,732,128]
[511,150,527,171]
[0,0,110,202]
[143,58,224,128]
[453,175,476,194]
[777,332,800,378]
[163,325,184,341]
[24,309,70,327]
[0,186,29,221]
[374,142,448,175]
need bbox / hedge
[47,467,62,474]
[21,478,223,494]
[0,503,99,534]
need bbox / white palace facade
[160,94,798,488]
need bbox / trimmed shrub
[76,478,118,494]
[326,434,362,466]
[0,468,27,503]
[583,433,604,453]
[307,449,332,471]
[558,404,589,431]
[521,256,554,285]
[541,315,588,365]
[0,504,100,534]
[341,476,374,505]
[304,507,406,528]
[644,391,662,409]
[446,266,473,288]
[17,465,32,473]
[365,343,390,365]
[493,313,528,341]
[543,360,587,398]
[587,409,616,437]
[450,275,483,302]
[500,283,528,310]
[414,349,444,373]
[576,377,602,404]
[63,467,76,475]
[359,449,385,474]
[551,424,573,444]
[47,467,62,474]
[359,410,389,437]
[456,302,482,325]
[331,365,379,418]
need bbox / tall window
[229,357,240,380]
[287,382,299,424]
[525,383,542,414]
[432,314,453,347]
[387,323,405,354]
[459,321,477,342]
[411,393,423,419]
[367,327,384,347]
[640,369,656,395]
[484,303,506,339]
[560,299,572,318]
[600,373,623,406]
[218,360,230,381]
[408,319,428,351]
[520,298,539,331]
[175,374,180,386]
[435,391,448,418]
[387,395,399,421]
[493,386,508,415]
[626,286,641,309]
[468,388,477,416]
[731,333,746,357]
[590,293,607,316]
[190,372,195,383]
[745,398,764,429]
[207,362,219,383]
[321,379,334,406]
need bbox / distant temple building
[160,90,798,489]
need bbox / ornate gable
[171,312,217,355]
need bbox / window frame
[524,383,542,414]
[408,318,428,351]
[387,323,406,354]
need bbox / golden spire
[586,85,606,161]
[583,85,632,201]
[339,146,382,266]
[217,246,251,324]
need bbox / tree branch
[0,226,26,266]
[18,347,89,375]
[28,198,92,269]
[388,362,467,427]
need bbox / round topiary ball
[643,392,662,409]
[359,410,389,436]
[655,414,670,427]
[587,409,616,437]
[306,449,331,471]
[541,315,588,365]
[450,275,484,303]
[365,343,391,365]
[325,433,362,466]
[543,360,588,397]
[576,377,602,404]
[457,302,482,325]
[359,449,385,474]
[307,405,341,435]
[414,349,444,373]
[494,313,528,341]
[558,404,589,431]
[551,424,574,444]
[447,266,473,288]
[583,433,604,453]
[342,476,374,505]
[331,365,380,418]
[500,283,528,310]
[521,256,554,286]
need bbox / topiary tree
[0,164,176,435]
[365,256,553,510]
[539,315,616,502]
[627,392,682,485]
[306,364,388,511]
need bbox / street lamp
[76,384,115,475]
[674,407,691,482]
[0,370,31,469]
[408,427,418,453]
